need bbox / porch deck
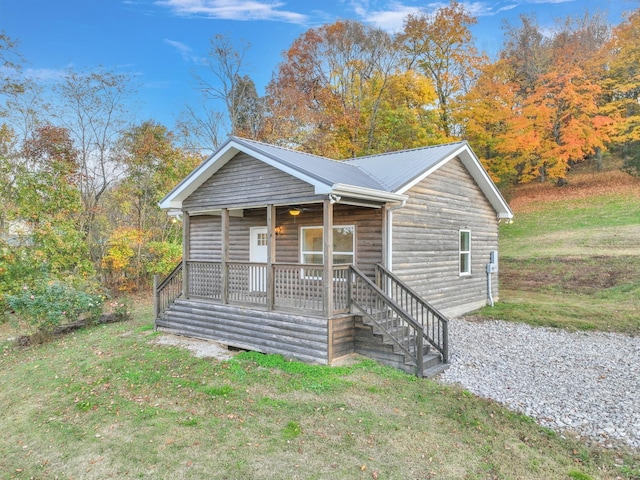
[154,262,449,376]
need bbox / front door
[249,226,268,292]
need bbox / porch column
[221,208,229,304]
[182,212,190,299]
[266,204,276,311]
[323,198,334,317]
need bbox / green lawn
[1,311,638,479]
[475,193,640,333]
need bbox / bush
[6,280,104,334]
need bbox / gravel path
[438,318,640,450]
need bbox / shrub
[6,280,104,334]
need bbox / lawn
[1,309,638,479]
[474,169,640,334]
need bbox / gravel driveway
[438,318,640,450]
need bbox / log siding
[392,156,499,317]
[183,152,319,210]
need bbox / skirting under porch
[155,299,356,365]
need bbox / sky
[0,0,634,132]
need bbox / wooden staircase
[350,265,449,378]
[354,315,448,377]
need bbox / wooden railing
[155,261,352,316]
[375,264,449,363]
[349,266,426,377]
[153,262,183,321]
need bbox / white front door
[249,226,268,292]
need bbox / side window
[459,230,471,275]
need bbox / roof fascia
[331,183,407,203]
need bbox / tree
[15,125,92,275]
[465,11,614,184]
[54,68,135,261]
[399,1,486,138]
[600,8,640,175]
[102,121,202,291]
[265,20,433,157]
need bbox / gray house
[154,136,513,376]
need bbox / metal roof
[343,141,467,192]
[159,136,513,218]
[232,137,387,191]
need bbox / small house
[154,137,513,376]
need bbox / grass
[1,311,639,479]
[474,172,640,334]
[1,163,639,479]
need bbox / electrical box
[488,250,498,273]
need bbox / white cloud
[164,39,203,63]
[155,0,307,23]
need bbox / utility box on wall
[488,250,498,273]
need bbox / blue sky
[0,0,633,131]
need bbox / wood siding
[183,152,319,210]
[392,156,499,317]
[157,299,329,364]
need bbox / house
[154,136,513,376]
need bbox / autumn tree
[464,11,613,184]
[600,8,640,175]
[399,1,486,139]
[15,125,92,275]
[101,121,202,291]
[54,68,135,261]
[265,20,438,157]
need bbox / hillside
[475,160,640,333]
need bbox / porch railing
[153,262,183,321]
[375,263,449,363]
[166,261,351,314]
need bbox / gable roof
[159,136,513,219]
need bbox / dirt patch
[501,256,640,294]
[153,333,237,361]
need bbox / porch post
[266,204,276,311]
[381,204,389,269]
[182,212,190,299]
[323,198,334,317]
[221,208,229,304]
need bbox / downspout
[385,199,407,271]
[486,263,495,307]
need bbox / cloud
[164,39,203,63]
[155,0,307,24]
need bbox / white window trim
[459,229,471,276]
[300,225,355,266]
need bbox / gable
[182,152,317,211]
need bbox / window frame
[300,225,355,266]
[459,229,471,276]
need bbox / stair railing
[349,266,425,376]
[153,262,184,323]
[375,264,449,363]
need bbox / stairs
[354,314,449,378]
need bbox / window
[256,232,267,246]
[459,230,471,275]
[301,226,355,265]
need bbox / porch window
[459,230,471,275]
[301,226,355,265]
